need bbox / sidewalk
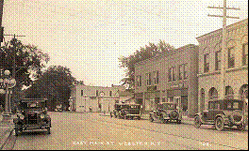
[0,114,14,150]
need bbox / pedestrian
[89,106,92,112]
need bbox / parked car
[13,98,51,136]
[110,103,142,120]
[149,102,182,124]
[194,99,248,131]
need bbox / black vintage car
[149,102,182,124]
[194,99,248,131]
[110,103,142,120]
[13,98,51,136]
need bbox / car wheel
[194,116,202,128]
[177,120,181,124]
[160,115,165,124]
[237,124,245,131]
[149,115,154,122]
[215,117,224,131]
[137,116,141,120]
[47,127,51,134]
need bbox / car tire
[194,116,202,128]
[215,117,224,131]
[149,115,154,122]
[177,120,181,124]
[237,124,245,131]
[14,128,20,136]
[47,127,51,134]
[160,115,165,124]
[137,116,141,120]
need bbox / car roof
[19,98,48,102]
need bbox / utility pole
[208,0,240,100]
[0,0,4,44]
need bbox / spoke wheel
[215,117,224,131]
[149,115,154,122]
[160,115,165,124]
[194,116,202,128]
[237,124,245,131]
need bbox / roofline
[135,44,198,66]
[196,18,248,40]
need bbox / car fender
[215,114,228,122]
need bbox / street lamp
[0,69,16,122]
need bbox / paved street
[6,112,248,150]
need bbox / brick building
[196,19,248,112]
[134,44,199,117]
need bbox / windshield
[161,103,176,110]
[19,101,45,110]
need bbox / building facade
[71,84,126,113]
[196,19,248,112]
[134,44,199,117]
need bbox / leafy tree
[25,65,77,111]
[0,38,49,107]
[119,40,175,90]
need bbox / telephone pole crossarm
[208,14,240,19]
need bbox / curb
[0,127,14,150]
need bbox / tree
[0,38,49,107]
[119,40,175,89]
[25,65,76,111]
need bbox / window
[242,43,248,66]
[96,90,98,96]
[110,91,112,96]
[153,71,159,84]
[228,47,235,68]
[136,75,142,87]
[168,67,175,81]
[146,73,151,85]
[179,64,187,80]
[204,54,209,73]
[81,90,84,96]
[215,50,221,70]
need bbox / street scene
[0,0,248,150]
[3,112,249,150]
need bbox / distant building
[196,19,248,112]
[70,84,126,113]
[134,44,199,117]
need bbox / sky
[2,0,248,87]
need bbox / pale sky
[2,0,248,87]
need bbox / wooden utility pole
[0,0,4,44]
[208,0,240,99]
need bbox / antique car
[194,99,248,131]
[149,102,182,124]
[110,103,142,120]
[13,98,51,136]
